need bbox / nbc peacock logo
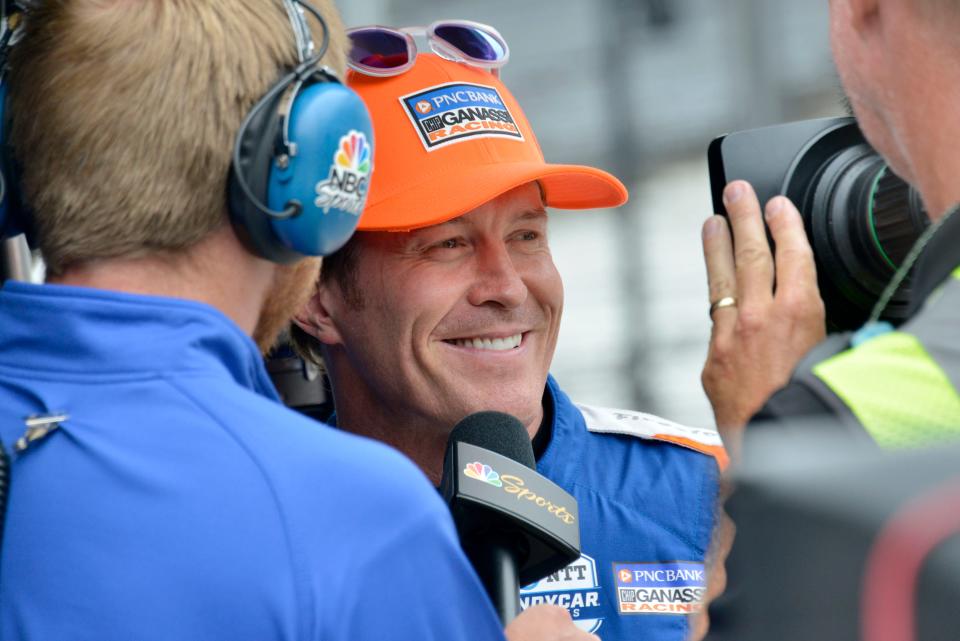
[335,131,371,175]
[314,130,372,216]
[464,461,503,488]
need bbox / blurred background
[340,0,844,427]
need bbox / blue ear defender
[229,0,374,263]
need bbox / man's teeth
[452,334,522,351]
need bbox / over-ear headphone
[229,0,374,261]
[0,0,374,261]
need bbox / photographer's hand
[700,181,825,460]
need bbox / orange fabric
[347,54,628,231]
[653,434,730,472]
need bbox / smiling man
[303,182,560,454]
[293,50,726,640]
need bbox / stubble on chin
[253,257,321,355]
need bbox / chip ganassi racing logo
[613,561,706,615]
[400,82,523,151]
[520,554,603,634]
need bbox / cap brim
[357,161,628,231]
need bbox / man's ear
[832,0,890,77]
[853,0,919,76]
[292,281,344,346]
[845,0,881,33]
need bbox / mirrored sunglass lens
[434,25,505,61]
[348,29,410,69]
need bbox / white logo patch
[578,404,723,450]
[399,81,523,151]
[614,561,707,615]
[521,554,604,634]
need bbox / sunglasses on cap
[346,20,509,78]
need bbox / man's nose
[466,242,528,309]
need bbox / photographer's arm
[700,180,826,461]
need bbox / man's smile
[442,332,525,351]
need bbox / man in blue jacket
[0,3,579,640]
[292,49,727,641]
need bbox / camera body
[708,117,928,330]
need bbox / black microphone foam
[441,411,580,624]
[447,411,535,471]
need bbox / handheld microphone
[439,411,580,624]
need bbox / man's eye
[512,230,541,243]
[430,238,463,250]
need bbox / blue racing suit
[520,376,725,641]
[0,281,505,641]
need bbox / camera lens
[783,126,928,330]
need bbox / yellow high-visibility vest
[810,267,960,448]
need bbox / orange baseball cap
[347,53,629,231]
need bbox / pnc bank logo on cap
[400,81,524,151]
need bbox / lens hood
[708,118,927,330]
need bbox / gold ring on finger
[709,296,738,318]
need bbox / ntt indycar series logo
[400,82,524,151]
[521,554,604,634]
[614,561,706,615]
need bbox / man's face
[319,182,563,433]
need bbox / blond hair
[8,0,346,277]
